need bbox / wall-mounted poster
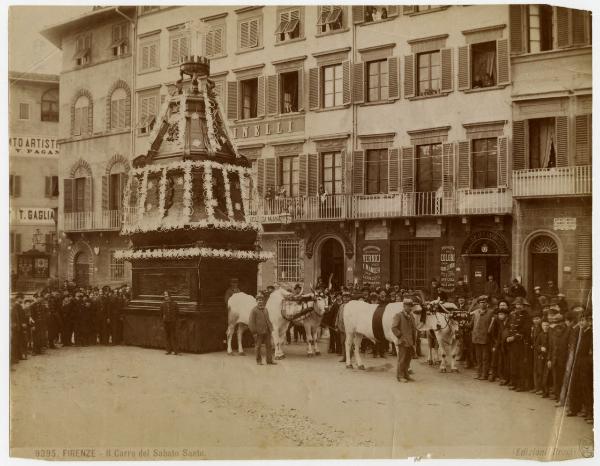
[361,245,381,285]
[440,245,456,291]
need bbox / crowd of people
[10,281,131,366]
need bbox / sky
[8,5,91,74]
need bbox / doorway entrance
[74,251,90,287]
[470,256,501,297]
[529,235,558,291]
[320,238,344,289]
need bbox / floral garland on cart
[114,246,273,262]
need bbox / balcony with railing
[455,188,513,215]
[512,165,592,198]
[63,209,122,232]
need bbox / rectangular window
[19,103,29,120]
[277,240,302,282]
[527,118,556,169]
[45,176,59,197]
[322,64,343,108]
[139,38,159,71]
[111,23,129,57]
[110,252,125,281]
[239,18,260,50]
[279,156,299,197]
[205,25,225,57]
[365,149,388,194]
[74,177,87,212]
[74,33,91,66]
[317,5,343,33]
[10,175,21,197]
[280,71,299,113]
[109,173,123,210]
[276,9,301,42]
[321,152,342,195]
[472,138,498,189]
[416,143,443,192]
[367,59,389,102]
[41,92,59,122]
[138,93,158,135]
[169,33,190,66]
[471,41,497,88]
[240,78,258,119]
[396,241,428,289]
[364,6,391,23]
[529,5,554,52]
[417,50,441,96]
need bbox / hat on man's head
[557,293,565,298]
[513,296,524,306]
[534,286,542,291]
[477,295,489,303]
[402,297,414,306]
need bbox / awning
[137,114,156,129]
[274,20,287,35]
[108,38,128,49]
[73,48,90,60]
[327,7,342,24]
[316,9,330,26]
[283,19,299,35]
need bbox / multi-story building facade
[9,71,60,291]
[41,6,136,287]
[41,5,592,302]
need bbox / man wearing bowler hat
[391,297,417,383]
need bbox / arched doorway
[320,238,344,289]
[74,251,90,287]
[529,235,558,291]
[461,231,510,297]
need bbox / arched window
[110,87,128,130]
[73,95,90,136]
[41,89,59,122]
[105,161,128,211]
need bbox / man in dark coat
[61,294,75,346]
[509,278,527,299]
[109,290,124,345]
[10,298,23,364]
[249,292,275,365]
[484,275,500,299]
[534,319,551,396]
[336,291,351,362]
[489,301,509,382]
[548,313,569,403]
[160,290,179,355]
[471,295,495,380]
[454,296,473,368]
[505,297,532,391]
[453,278,470,299]
[391,298,417,383]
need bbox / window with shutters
[471,41,497,88]
[528,5,554,52]
[322,64,343,108]
[317,5,344,34]
[110,87,128,130]
[277,239,302,282]
[111,23,129,57]
[367,59,389,102]
[280,71,299,113]
[41,89,59,122]
[73,95,90,136]
[275,8,301,43]
[366,149,388,194]
[45,176,59,197]
[528,118,557,169]
[137,91,158,135]
[471,138,498,189]
[279,156,299,197]
[417,51,440,96]
[205,24,225,57]
[139,37,160,72]
[74,177,87,212]
[19,103,30,120]
[109,173,125,210]
[240,78,258,119]
[393,241,428,290]
[9,175,21,197]
[74,33,91,66]
[416,143,442,192]
[363,6,392,23]
[321,152,343,195]
[169,32,190,66]
[110,251,126,281]
[238,17,261,51]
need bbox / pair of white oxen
[227,288,461,373]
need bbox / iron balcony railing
[512,165,592,197]
[63,209,122,232]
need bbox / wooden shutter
[45,176,51,197]
[82,106,90,135]
[441,48,453,93]
[307,154,318,196]
[575,114,592,166]
[458,45,470,90]
[226,81,238,120]
[265,158,276,192]
[64,178,74,213]
[509,4,525,54]
[555,116,569,167]
[13,175,21,197]
[442,142,455,196]
[576,234,592,279]
[352,62,364,104]
[297,69,304,111]
[352,150,364,194]
[205,29,214,56]
[497,136,509,187]
[388,148,400,192]
[512,120,527,170]
[240,20,249,48]
[149,43,158,68]
[266,75,278,114]
[496,39,510,85]
[309,67,319,110]
[403,6,415,15]
[340,149,347,193]
[257,159,265,196]
[572,10,588,46]
[141,44,150,69]
[102,175,109,210]
[401,147,414,193]
[388,57,400,100]
[249,19,259,48]
[84,177,93,212]
[403,54,415,98]
[557,7,571,48]
[299,154,307,196]
[257,76,266,117]
[352,5,364,23]
[457,140,471,189]
[342,60,352,104]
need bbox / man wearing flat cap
[391,298,418,383]
[471,295,494,380]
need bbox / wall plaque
[553,217,576,231]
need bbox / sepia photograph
[6,1,596,462]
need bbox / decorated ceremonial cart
[116,56,271,353]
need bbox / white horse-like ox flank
[226,292,257,355]
[415,300,460,373]
[343,300,423,370]
[266,288,329,359]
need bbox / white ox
[343,300,423,370]
[226,292,257,355]
[266,288,329,359]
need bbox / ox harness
[281,295,321,322]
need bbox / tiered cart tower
[117,56,270,352]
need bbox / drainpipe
[351,13,358,286]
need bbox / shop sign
[553,217,576,231]
[230,115,304,140]
[364,222,388,240]
[9,135,60,157]
[416,220,441,238]
[361,245,381,285]
[440,245,456,291]
[11,207,56,225]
